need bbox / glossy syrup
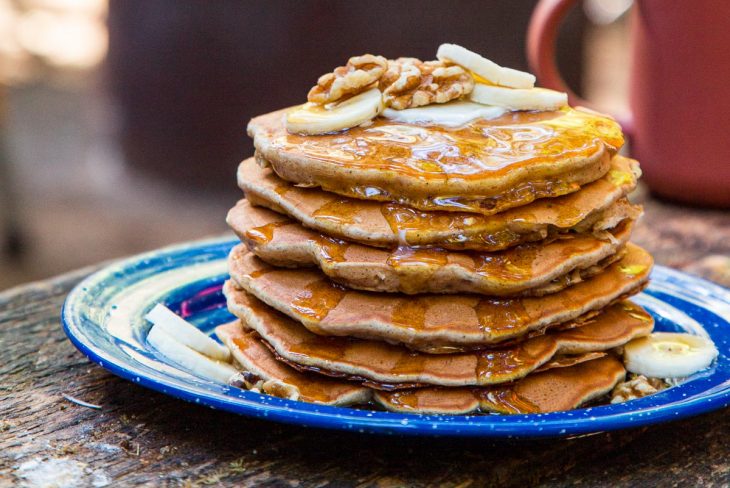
[280,108,624,179]
[475,298,531,335]
[476,387,541,414]
[390,297,430,331]
[474,336,553,383]
[244,221,290,245]
[314,235,351,263]
[312,199,363,225]
[246,213,592,289]
[251,156,635,250]
[231,335,338,404]
[290,278,348,321]
[378,203,526,250]
[240,244,651,348]
[271,320,559,384]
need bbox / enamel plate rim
[61,237,730,438]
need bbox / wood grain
[1,194,729,487]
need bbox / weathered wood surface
[1,194,730,487]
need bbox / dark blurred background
[0,0,632,290]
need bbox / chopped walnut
[610,374,668,403]
[308,54,388,104]
[379,57,474,109]
[230,371,264,392]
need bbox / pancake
[228,243,653,352]
[216,321,625,414]
[374,355,626,414]
[224,284,653,387]
[215,321,371,405]
[230,200,633,296]
[237,155,641,251]
[248,107,624,214]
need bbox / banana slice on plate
[145,304,230,361]
[436,43,535,89]
[147,325,238,383]
[286,88,384,135]
[470,84,568,111]
[623,332,719,378]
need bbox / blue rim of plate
[61,236,730,438]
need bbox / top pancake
[248,107,624,214]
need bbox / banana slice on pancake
[470,84,568,112]
[436,43,535,88]
[623,332,718,378]
[286,88,384,135]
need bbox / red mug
[528,0,730,207]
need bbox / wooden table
[2,191,729,487]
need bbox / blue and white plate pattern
[61,237,730,437]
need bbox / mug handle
[526,0,634,136]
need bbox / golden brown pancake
[374,355,626,414]
[237,155,641,251]
[215,321,371,405]
[230,200,633,296]
[228,243,653,352]
[224,283,653,387]
[248,107,624,214]
[216,321,625,414]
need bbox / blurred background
[0,0,635,290]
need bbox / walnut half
[308,54,388,105]
[379,58,475,110]
[610,374,668,403]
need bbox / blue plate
[62,237,730,438]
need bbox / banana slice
[382,101,506,127]
[470,84,568,111]
[623,332,719,378]
[145,304,230,361]
[147,325,238,383]
[436,43,535,89]
[286,88,384,135]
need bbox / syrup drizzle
[245,221,290,244]
[259,108,624,213]
[239,245,652,349]
[279,108,623,178]
[312,199,363,225]
[290,278,348,321]
[231,335,346,404]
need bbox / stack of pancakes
[216,106,654,414]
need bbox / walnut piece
[379,57,474,110]
[610,374,668,403]
[308,54,388,104]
